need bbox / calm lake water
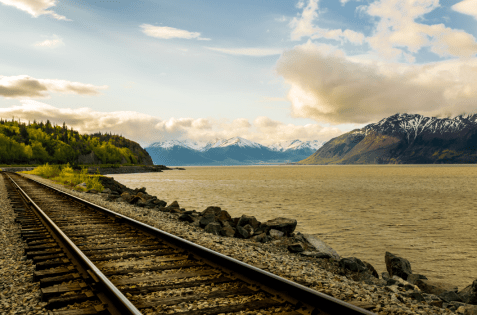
[109,165,477,289]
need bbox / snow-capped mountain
[300,113,477,165]
[202,137,265,151]
[145,137,322,166]
[269,139,323,152]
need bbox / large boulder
[362,261,379,279]
[237,215,260,230]
[201,206,222,217]
[416,279,458,296]
[262,217,297,236]
[459,280,477,305]
[385,252,412,280]
[302,234,340,260]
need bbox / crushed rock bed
[20,174,460,315]
[0,175,49,314]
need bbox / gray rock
[288,243,305,253]
[216,210,232,223]
[459,280,477,305]
[407,273,428,285]
[101,188,112,194]
[251,233,269,243]
[220,226,235,238]
[178,213,196,223]
[382,272,390,280]
[404,291,426,302]
[385,251,412,280]
[269,229,284,239]
[447,301,466,311]
[169,200,180,208]
[439,290,463,303]
[201,206,222,217]
[262,217,297,236]
[199,213,216,228]
[235,225,251,239]
[302,234,340,260]
[204,222,222,235]
[237,215,260,230]
[339,257,368,273]
[242,224,254,237]
[416,279,458,296]
[362,260,379,278]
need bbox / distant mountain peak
[300,112,477,165]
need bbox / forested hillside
[0,119,152,165]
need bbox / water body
[109,165,477,289]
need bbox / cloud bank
[140,24,211,41]
[276,41,477,124]
[0,75,108,98]
[0,102,343,146]
[0,0,70,20]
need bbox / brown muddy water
[109,165,477,289]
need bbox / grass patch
[23,163,104,192]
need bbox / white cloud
[205,47,282,56]
[0,75,108,98]
[0,102,342,146]
[140,24,210,40]
[276,41,477,124]
[290,0,365,45]
[365,0,477,59]
[0,0,70,20]
[452,0,477,20]
[34,35,64,48]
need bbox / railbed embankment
[12,172,472,314]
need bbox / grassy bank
[22,163,104,192]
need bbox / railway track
[3,171,376,315]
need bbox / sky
[1,0,477,146]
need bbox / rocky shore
[87,164,173,175]
[3,173,477,314]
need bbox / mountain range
[300,113,477,164]
[145,137,323,166]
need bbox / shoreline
[25,174,477,313]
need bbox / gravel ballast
[3,174,465,314]
[0,175,49,314]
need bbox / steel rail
[12,172,376,315]
[5,172,142,315]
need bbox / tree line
[0,118,147,165]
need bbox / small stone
[269,229,284,239]
[220,226,235,238]
[288,243,305,253]
[235,225,251,239]
[339,257,368,273]
[169,201,180,208]
[204,222,222,235]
